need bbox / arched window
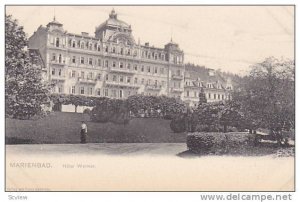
[56,38,60,47]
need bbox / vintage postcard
[5,5,295,191]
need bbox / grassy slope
[5,112,186,144]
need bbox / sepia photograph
[5,5,295,192]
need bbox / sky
[6,6,294,75]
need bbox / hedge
[187,132,256,154]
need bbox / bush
[170,115,186,133]
[187,132,256,154]
[83,108,91,114]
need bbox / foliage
[198,87,207,105]
[232,57,295,137]
[5,15,50,119]
[127,95,186,118]
[91,98,130,125]
[83,108,91,114]
[170,114,186,133]
[187,132,256,154]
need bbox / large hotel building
[29,9,233,109]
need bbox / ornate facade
[29,9,231,109]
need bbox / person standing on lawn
[80,121,88,143]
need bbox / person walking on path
[80,121,88,143]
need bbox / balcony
[171,87,184,93]
[172,74,184,80]
[50,60,66,67]
[109,67,135,74]
[146,85,162,91]
[184,85,200,89]
[105,81,140,89]
[51,75,66,81]
[77,77,97,85]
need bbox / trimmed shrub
[187,132,256,154]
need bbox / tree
[234,57,295,140]
[5,15,50,119]
[198,87,207,105]
[219,100,243,133]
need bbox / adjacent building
[29,9,232,110]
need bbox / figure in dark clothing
[80,121,88,143]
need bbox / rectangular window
[104,89,108,96]
[120,76,124,83]
[112,89,117,97]
[71,71,76,78]
[105,74,108,81]
[97,88,101,96]
[72,56,76,63]
[187,91,190,97]
[127,63,131,69]
[97,59,101,66]
[134,78,138,84]
[134,65,138,71]
[81,71,85,79]
[88,72,93,79]
[147,66,151,73]
[113,75,117,82]
[97,73,101,80]
[141,78,144,84]
[105,60,108,67]
[52,68,55,75]
[113,61,116,68]
[71,86,75,94]
[141,66,144,72]
[80,87,85,95]
[218,94,220,99]
[154,67,158,74]
[88,58,93,65]
[119,90,123,98]
[222,94,224,100]
[58,69,62,76]
[80,57,84,64]
[127,77,131,83]
[89,87,93,95]
[52,53,56,61]
[214,94,216,99]
[119,62,123,68]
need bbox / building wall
[29,12,230,108]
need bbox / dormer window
[72,40,76,48]
[80,42,84,49]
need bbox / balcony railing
[171,87,184,93]
[172,74,184,80]
[109,67,135,74]
[105,81,140,89]
[146,85,162,91]
[51,75,66,81]
[77,77,97,84]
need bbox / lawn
[5,112,186,144]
